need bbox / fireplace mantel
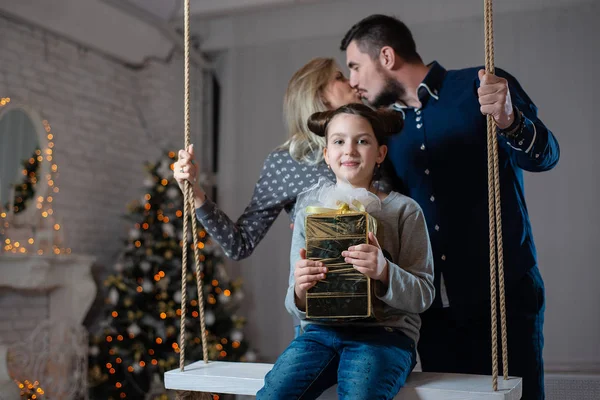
[0,254,96,324]
[0,253,96,399]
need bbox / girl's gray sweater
[285,191,435,344]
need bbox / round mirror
[0,106,48,223]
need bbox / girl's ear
[323,147,330,166]
[376,144,388,164]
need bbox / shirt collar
[392,61,446,111]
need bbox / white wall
[0,0,173,64]
[205,0,600,370]
[0,14,203,337]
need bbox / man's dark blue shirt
[387,61,560,314]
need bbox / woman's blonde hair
[279,57,338,165]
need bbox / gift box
[304,210,373,319]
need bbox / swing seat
[164,361,522,399]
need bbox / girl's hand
[342,232,389,283]
[294,248,327,309]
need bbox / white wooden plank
[402,372,522,400]
[164,361,271,395]
[164,361,522,399]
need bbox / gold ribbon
[305,201,378,235]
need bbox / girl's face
[321,70,361,110]
[323,113,387,189]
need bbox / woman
[174,57,367,261]
[173,58,402,259]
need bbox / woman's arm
[175,148,290,261]
[196,152,291,260]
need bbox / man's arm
[478,68,560,172]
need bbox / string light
[16,379,45,398]
[1,110,66,255]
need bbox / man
[340,14,559,400]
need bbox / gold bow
[305,201,378,235]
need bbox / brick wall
[0,14,203,343]
[0,289,48,345]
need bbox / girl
[257,103,435,400]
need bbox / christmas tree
[88,151,254,400]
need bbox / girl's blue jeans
[257,324,416,400]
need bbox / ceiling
[122,0,326,21]
[0,0,326,65]
[0,0,584,66]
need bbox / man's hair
[340,14,421,63]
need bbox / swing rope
[180,0,209,371]
[484,0,509,391]
[175,1,211,399]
